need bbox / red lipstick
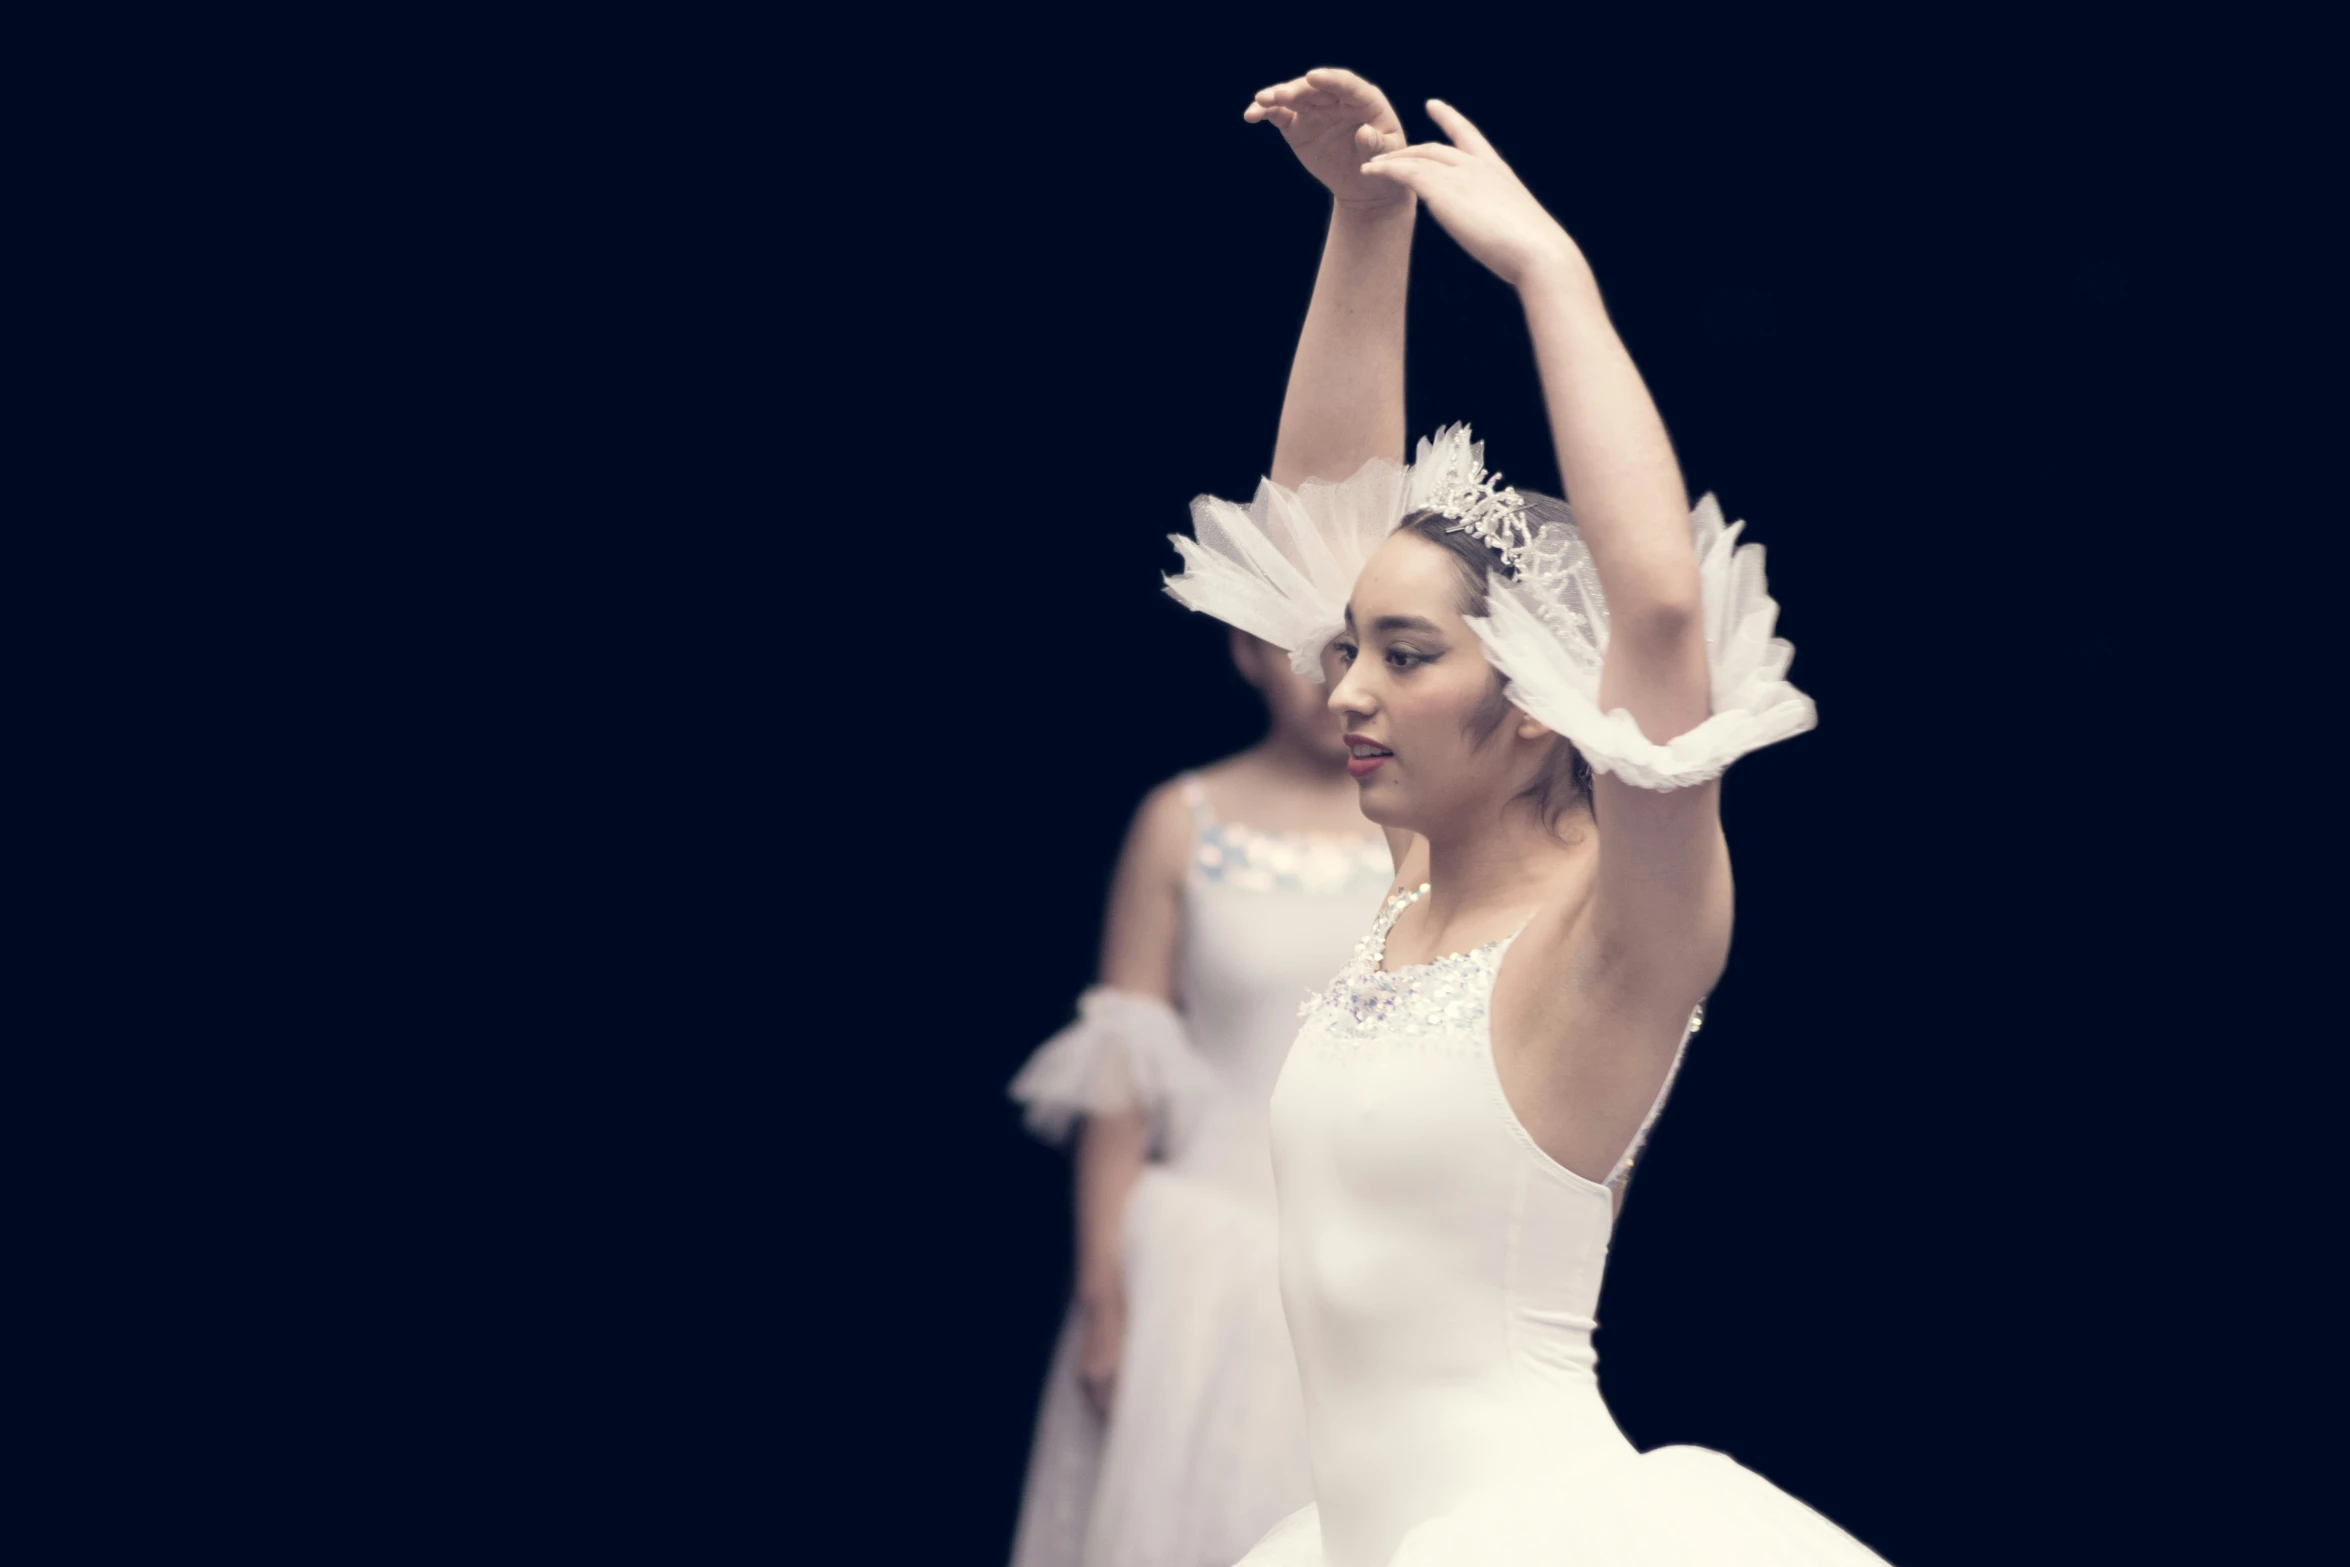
[1343,733,1392,780]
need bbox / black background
[334,11,2311,1564]
[796,26,2185,1567]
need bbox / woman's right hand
[1077,1286,1126,1419]
[1244,67,1410,211]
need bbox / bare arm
[1515,263,1709,747]
[1251,68,1420,871]
[1364,104,1726,997]
[1247,68,1417,488]
[1071,1110,1147,1417]
[1515,243,1725,992]
[1073,1112,1147,1316]
[1070,781,1190,1414]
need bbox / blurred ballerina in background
[1003,66,1423,1567]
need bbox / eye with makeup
[1331,636,1434,671]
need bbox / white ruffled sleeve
[1163,425,1555,679]
[1007,989,1217,1146]
[1467,495,1818,791]
[1163,453,1411,679]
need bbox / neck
[1417,798,1588,930]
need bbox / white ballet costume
[1236,893,1889,1566]
[1009,776,1394,1567]
[1160,429,1873,1563]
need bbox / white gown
[1236,887,1892,1567]
[1009,774,1395,1567]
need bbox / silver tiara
[1428,454,1534,577]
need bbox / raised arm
[1363,104,1726,996]
[1247,68,1417,488]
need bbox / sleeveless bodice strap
[1602,1001,1703,1190]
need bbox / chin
[1353,783,1408,827]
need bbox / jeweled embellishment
[1196,820,1390,895]
[1420,427,1536,577]
[1302,884,1516,1045]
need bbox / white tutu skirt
[1011,1165,1314,1567]
[1238,1444,1889,1567]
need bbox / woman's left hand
[1359,100,1581,287]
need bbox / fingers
[1244,83,1317,125]
[1360,140,1471,195]
[1246,67,1395,125]
[1358,158,1427,194]
[1248,76,1327,112]
[1424,98,1495,156]
[1303,66,1386,111]
[1303,65,1366,93]
[1368,143,1469,166]
[1245,80,1484,151]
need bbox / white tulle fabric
[1164,426,1498,679]
[1241,1449,1891,1567]
[1009,988,1219,1148]
[1164,427,1815,788]
[1467,494,1817,791]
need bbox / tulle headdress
[1164,424,1817,789]
[1164,423,1500,679]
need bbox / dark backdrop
[797,26,2183,1567]
[392,13,2294,1564]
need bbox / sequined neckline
[1367,884,1512,976]
[1193,818,1391,895]
[1299,885,1522,1043]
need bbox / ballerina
[1162,71,1888,1567]
[1006,71,1423,1567]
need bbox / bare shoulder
[1122,773,1203,883]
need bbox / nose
[1327,657,1374,722]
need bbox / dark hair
[1399,502,1594,836]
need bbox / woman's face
[1231,631,1352,762]
[1324,532,1549,831]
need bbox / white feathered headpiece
[1164,425,1817,789]
[1163,424,1502,678]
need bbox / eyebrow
[1339,605,1443,637]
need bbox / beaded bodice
[1298,884,1516,1045]
[1298,885,1700,1177]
